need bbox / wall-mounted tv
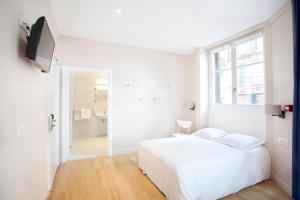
[26,16,55,73]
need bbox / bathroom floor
[70,136,108,160]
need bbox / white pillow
[215,133,264,150]
[192,128,227,140]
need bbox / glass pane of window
[236,36,263,67]
[237,63,264,105]
[214,70,232,104]
[211,34,264,105]
[213,48,231,71]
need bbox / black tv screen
[26,16,55,73]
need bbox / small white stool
[171,120,192,137]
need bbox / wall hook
[123,83,130,88]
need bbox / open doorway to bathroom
[61,66,112,162]
[69,72,108,160]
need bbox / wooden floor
[48,154,291,200]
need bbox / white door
[47,58,60,190]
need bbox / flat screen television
[26,16,55,73]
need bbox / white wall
[60,36,197,154]
[209,105,266,138]
[189,49,209,129]
[71,72,108,139]
[182,51,199,130]
[0,0,60,199]
[269,5,293,194]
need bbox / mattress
[138,135,271,200]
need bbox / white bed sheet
[138,135,271,200]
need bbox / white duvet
[138,135,271,200]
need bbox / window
[211,33,264,105]
[212,47,232,104]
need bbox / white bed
[138,135,271,200]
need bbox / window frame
[209,31,265,106]
[210,45,233,105]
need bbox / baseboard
[272,173,292,196]
[112,147,138,156]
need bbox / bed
[138,135,271,200]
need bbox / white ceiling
[50,0,287,54]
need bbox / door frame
[61,66,113,162]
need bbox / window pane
[236,37,263,66]
[211,34,264,105]
[213,48,231,71]
[237,63,264,105]
[214,70,232,104]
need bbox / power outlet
[18,125,27,136]
[278,137,289,146]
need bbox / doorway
[61,66,112,162]
[70,72,108,160]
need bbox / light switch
[18,125,27,136]
[278,137,289,146]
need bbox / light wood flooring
[48,154,291,200]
